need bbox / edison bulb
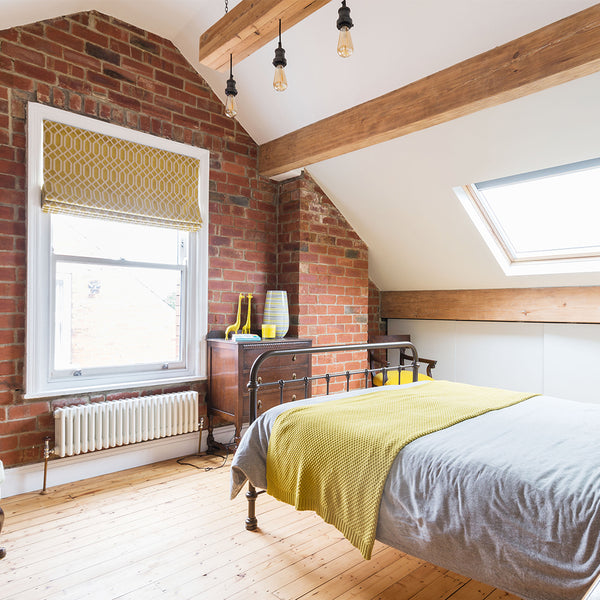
[225,95,238,118]
[273,65,288,92]
[337,26,353,58]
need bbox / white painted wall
[389,319,600,404]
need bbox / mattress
[231,382,600,600]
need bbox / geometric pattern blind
[42,120,203,231]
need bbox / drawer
[250,362,309,384]
[242,343,311,372]
[246,381,309,418]
[240,360,310,398]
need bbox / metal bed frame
[243,340,421,531]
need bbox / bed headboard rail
[247,341,420,424]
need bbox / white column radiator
[54,391,199,458]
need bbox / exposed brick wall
[277,176,303,334]
[368,279,385,339]
[0,11,375,469]
[278,173,369,393]
[0,11,277,467]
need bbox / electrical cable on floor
[176,433,235,471]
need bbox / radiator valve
[41,436,54,495]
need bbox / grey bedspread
[230,383,600,600]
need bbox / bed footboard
[244,340,421,531]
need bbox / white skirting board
[1,425,241,498]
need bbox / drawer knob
[292,372,297,379]
[291,395,297,401]
[292,355,296,362]
[257,399,262,410]
[257,376,262,384]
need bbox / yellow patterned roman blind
[42,120,202,231]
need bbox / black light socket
[337,0,353,30]
[273,45,287,68]
[225,54,238,97]
[225,76,238,97]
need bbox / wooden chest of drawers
[207,337,312,448]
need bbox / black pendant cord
[225,53,238,99]
[273,19,287,69]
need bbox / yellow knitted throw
[266,380,537,559]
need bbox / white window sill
[23,375,207,400]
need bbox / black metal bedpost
[248,376,258,424]
[246,374,259,530]
[245,484,259,531]
[0,505,5,559]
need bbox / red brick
[45,26,85,52]
[222,270,247,283]
[0,71,35,92]
[154,70,184,89]
[51,397,89,409]
[73,24,108,47]
[0,435,18,451]
[69,94,82,112]
[13,60,56,84]
[36,413,54,430]
[2,42,46,67]
[0,449,20,466]
[18,431,47,449]
[107,90,140,110]
[87,70,121,90]
[106,391,140,402]
[7,401,49,420]
[2,416,37,434]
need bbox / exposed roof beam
[381,287,600,324]
[199,0,332,72]
[259,4,600,177]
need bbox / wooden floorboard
[0,455,523,600]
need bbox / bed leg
[245,483,258,530]
[0,506,5,559]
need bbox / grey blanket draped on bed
[231,383,600,600]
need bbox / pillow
[372,370,433,386]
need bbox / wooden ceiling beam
[381,287,600,324]
[258,4,600,177]
[199,0,332,72]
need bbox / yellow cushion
[372,370,433,386]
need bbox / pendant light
[336,1,354,58]
[272,19,288,92]
[224,54,238,118]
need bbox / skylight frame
[455,156,600,276]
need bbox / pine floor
[0,454,523,600]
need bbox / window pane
[52,214,184,264]
[54,262,182,371]
[475,163,600,257]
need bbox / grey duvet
[230,383,600,600]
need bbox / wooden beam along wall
[258,3,600,177]
[381,287,600,324]
[198,0,332,72]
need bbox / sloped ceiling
[4,0,600,290]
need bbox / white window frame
[455,157,600,276]
[26,103,209,398]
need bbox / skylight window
[456,157,600,275]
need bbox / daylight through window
[26,103,208,397]
[456,157,600,275]
[52,215,187,373]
